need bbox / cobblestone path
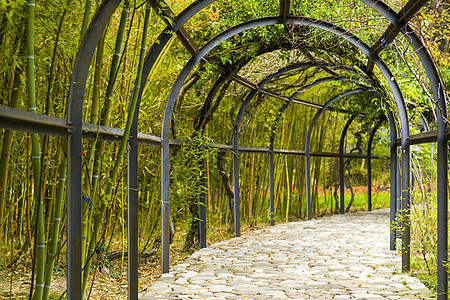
[141,209,432,299]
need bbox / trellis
[0,0,448,299]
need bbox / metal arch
[304,88,375,219]
[267,66,406,223]
[232,64,362,230]
[361,0,448,281]
[66,0,122,298]
[234,65,376,231]
[160,16,412,273]
[268,74,370,225]
[339,116,357,214]
[269,74,371,149]
[194,40,294,131]
[67,0,445,290]
[200,61,376,137]
[231,62,314,236]
[367,118,385,212]
[135,0,423,263]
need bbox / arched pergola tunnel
[0,0,448,299]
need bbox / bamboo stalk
[26,1,45,299]
[81,28,107,269]
[79,0,131,281]
[42,145,67,300]
[79,0,93,42]
[82,3,152,297]
[0,31,26,239]
[100,0,130,126]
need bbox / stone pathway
[141,209,432,299]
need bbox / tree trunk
[217,151,235,233]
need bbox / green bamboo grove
[0,0,449,298]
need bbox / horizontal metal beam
[0,105,162,146]
[212,144,386,159]
[82,122,162,146]
[395,129,450,146]
[0,105,71,137]
[6,105,446,151]
[372,0,428,54]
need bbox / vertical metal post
[367,146,372,211]
[381,103,398,251]
[436,106,448,299]
[127,134,138,299]
[367,120,384,212]
[339,117,355,214]
[161,140,170,273]
[198,157,207,248]
[304,142,312,220]
[269,148,275,226]
[401,141,410,272]
[305,89,368,220]
[67,131,82,300]
[65,2,121,297]
[389,138,397,250]
[339,148,345,214]
[232,148,241,237]
[305,146,312,220]
[395,149,402,238]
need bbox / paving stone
[140,209,433,299]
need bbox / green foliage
[1,0,449,297]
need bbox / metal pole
[232,147,241,237]
[305,89,371,220]
[367,120,384,211]
[269,147,275,225]
[198,157,207,248]
[437,121,448,299]
[367,141,372,212]
[127,136,138,299]
[396,150,401,240]
[339,116,355,214]
[389,127,397,250]
[67,131,82,300]
[401,142,410,272]
[66,1,122,298]
[161,140,170,273]
[305,145,312,220]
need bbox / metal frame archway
[0,0,447,299]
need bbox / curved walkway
[141,209,432,299]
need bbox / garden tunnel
[0,0,449,299]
